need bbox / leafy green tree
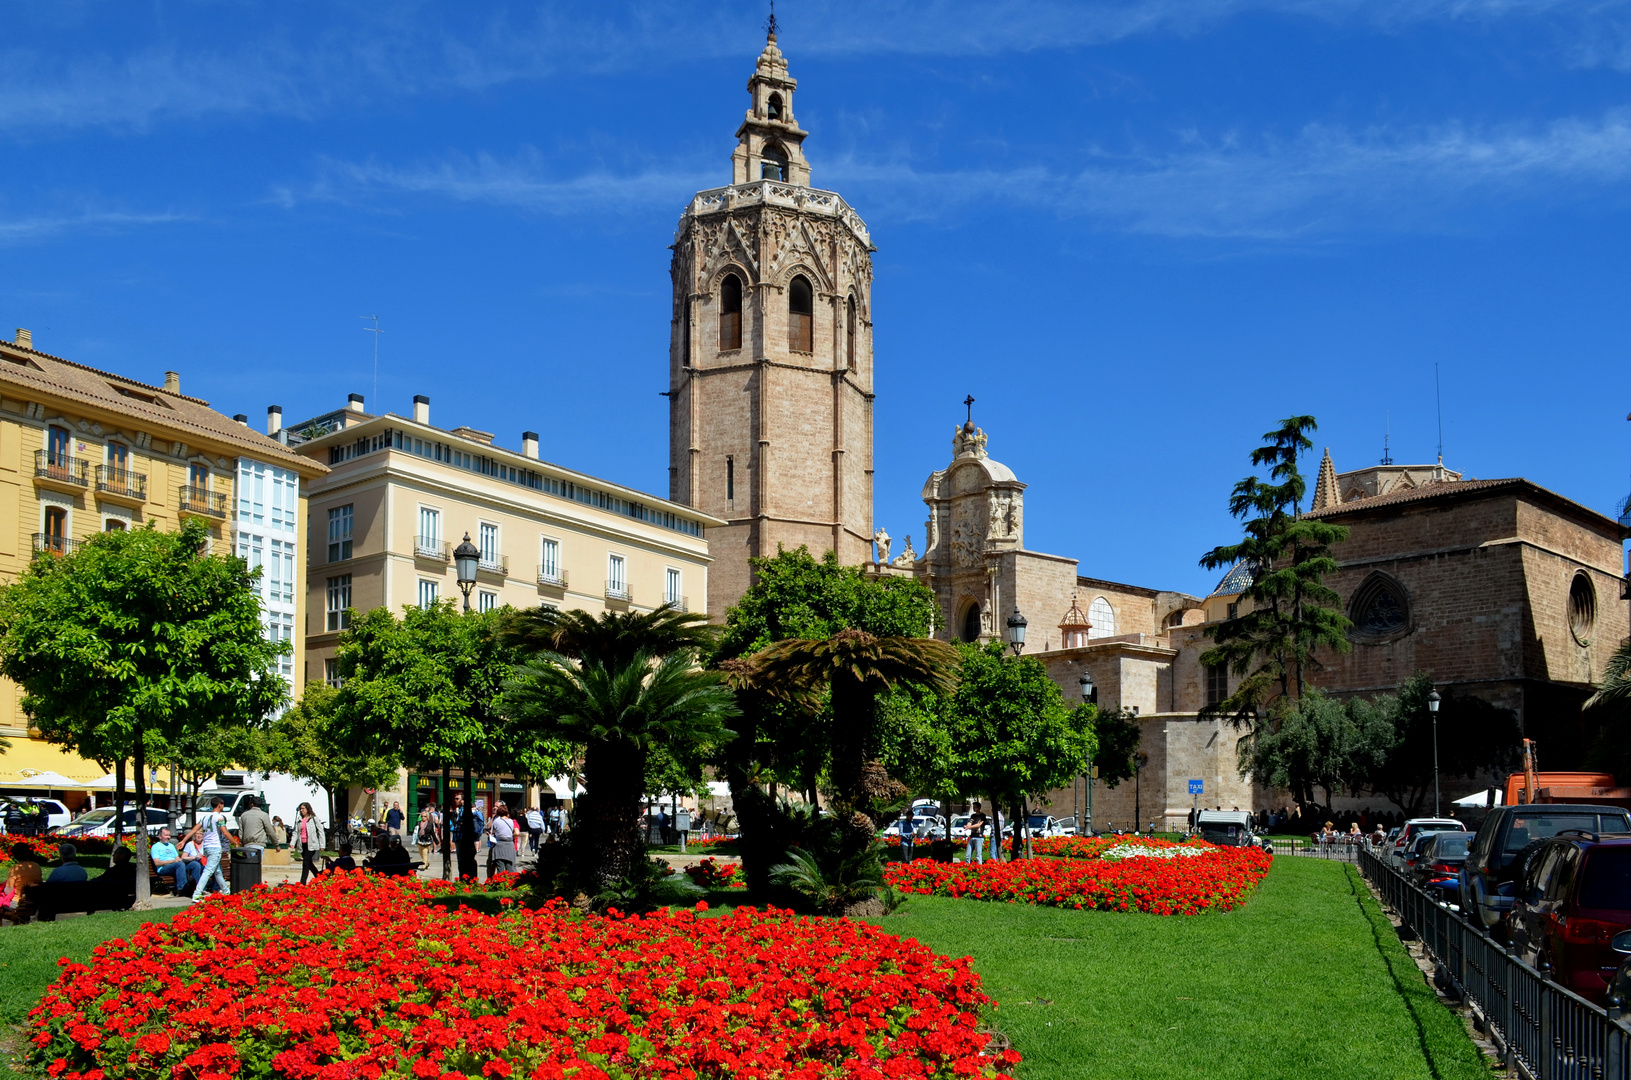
[1356,673,1521,816]
[148,721,273,829]
[754,628,960,858]
[267,685,400,833]
[503,649,738,889]
[939,642,1096,859]
[1240,689,1387,807]
[0,519,286,906]
[334,603,565,879]
[1199,417,1352,723]
[1091,708,1142,788]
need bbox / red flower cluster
[28,872,1018,1080]
[682,835,736,851]
[681,857,743,889]
[0,834,60,866]
[883,845,1271,915]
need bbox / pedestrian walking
[966,802,987,864]
[899,812,916,862]
[487,802,519,876]
[416,803,441,872]
[294,802,325,885]
[189,797,237,901]
[525,805,544,853]
[237,796,274,856]
[386,801,404,839]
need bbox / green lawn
[0,909,179,1080]
[866,856,1490,1080]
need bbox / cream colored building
[286,393,721,819]
[0,328,328,800]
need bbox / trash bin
[229,846,262,892]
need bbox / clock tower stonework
[668,31,876,617]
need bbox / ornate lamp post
[1079,672,1096,837]
[1005,608,1027,655]
[1428,689,1442,816]
[453,533,480,612]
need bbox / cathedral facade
[667,32,875,617]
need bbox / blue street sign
[1188,779,1204,795]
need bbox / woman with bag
[486,802,519,876]
[295,802,325,885]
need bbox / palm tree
[1587,639,1631,708]
[752,628,959,852]
[504,649,738,888]
[501,604,717,668]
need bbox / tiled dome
[1208,561,1259,598]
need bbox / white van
[188,771,328,832]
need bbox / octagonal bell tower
[668,29,877,618]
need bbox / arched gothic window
[719,274,742,351]
[1348,572,1411,642]
[1088,597,1116,639]
[788,276,813,352]
[845,295,857,369]
[761,143,788,181]
[767,92,783,121]
[961,603,983,643]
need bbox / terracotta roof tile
[1301,478,1519,517]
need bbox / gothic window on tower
[761,142,788,181]
[767,92,783,120]
[846,295,857,369]
[719,275,742,351]
[1348,571,1411,643]
[961,603,982,643]
[789,276,814,352]
[726,456,735,503]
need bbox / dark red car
[1508,833,1631,1003]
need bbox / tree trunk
[442,761,452,881]
[570,737,646,890]
[458,765,477,881]
[114,760,126,845]
[133,730,151,909]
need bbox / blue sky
[4,1,1631,598]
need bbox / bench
[364,860,424,877]
[24,878,137,922]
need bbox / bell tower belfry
[668,29,877,618]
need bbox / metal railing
[415,538,449,561]
[663,595,688,612]
[478,554,508,576]
[605,580,632,602]
[34,450,88,487]
[1266,837,1363,862]
[177,485,227,519]
[1358,845,1631,1078]
[31,533,81,556]
[95,465,147,501]
[536,566,569,588]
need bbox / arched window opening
[719,274,742,351]
[1569,571,1597,645]
[726,456,735,503]
[788,276,814,352]
[761,143,788,181]
[104,518,126,532]
[1088,597,1117,639]
[1348,572,1411,643]
[961,603,982,643]
[845,295,857,369]
[767,92,783,121]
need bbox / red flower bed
[682,857,744,889]
[883,845,1271,915]
[682,835,737,850]
[28,872,1017,1080]
[0,834,59,866]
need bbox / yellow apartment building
[284,392,721,820]
[0,328,329,800]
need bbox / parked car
[879,816,944,840]
[1412,832,1472,901]
[948,815,972,841]
[1052,815,1081,837]
[1459,804,1631,936]
[1507,833,1631,1004]
[58,807,172,839]
[1001,814,1072,839]
[1388,818,1466,868]
[1196,810,1262,848]
[1,797,71,832]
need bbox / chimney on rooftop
[14,329,31,349]
[522,431,539,460]
[413,395,430,425]
[164,371,180,393]
[347,393,365,413]
[233,414,248,427]
[267,406,282,436]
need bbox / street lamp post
[1005,608,1027,656]
[1428,689,1442,817]
[453,533,480,612]
[1079,672,1096,837]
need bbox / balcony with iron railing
[605,580,632,602]
[33,450,89,491]
[663,595,688,612]
[478,553,509,577]
[414,537,449,561]
[537,566,569,588]
[94,465,147,504]
[32,533,82,556]
[177,485,228,519]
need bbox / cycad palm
[1587,639,1631,708]
[504,648,738,887]
[753,627,959,850]
[501,604,716,667]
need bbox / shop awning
[543,776,578,800]
[0,739,106,786]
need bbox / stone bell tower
[668,28,877,618]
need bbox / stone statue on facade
[873,527,891,565]
[892,534,917,566]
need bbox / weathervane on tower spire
[766,0,778,42]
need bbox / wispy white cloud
[0,209,189,246]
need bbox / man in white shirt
[525,806,544,853]
[189,797,238,901]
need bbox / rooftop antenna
[1435,363,1444,466]
[360,315,383,407]
[1381,410,1393,466]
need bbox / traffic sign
[1187,779,1203,795]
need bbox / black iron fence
[1357,845,1631,1079]
[1266,838,1363,862]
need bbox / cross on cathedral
[964,395,975,424]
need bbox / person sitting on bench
[150,828,200,895]
[1,843,43,925]
[47,843,87,883]
[365,836,412,872]
[328,844,357,872]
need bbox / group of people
[2,800,50,836]
[400,796,563,879]
[1,842,137,924]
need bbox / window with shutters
[478,591,497,613]
[719,274,742,351]
[479,522,499,568]
[665,568,682,606]
[539,537,561,583]
[324,658,343,688]
[106,442,128,468]
[789,276,813,352]
[418,579,439,609]
[43,505,67,542]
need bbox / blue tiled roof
[1208,561,1259,598]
